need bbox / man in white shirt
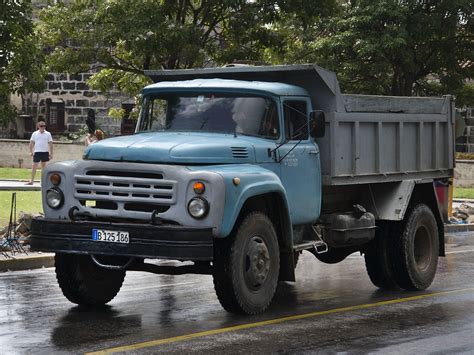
[27,121,53,185]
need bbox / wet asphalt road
[0,232,473,354]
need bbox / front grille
[74,170,176,213]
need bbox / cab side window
[258,103,279,139]
[284,100,308,140]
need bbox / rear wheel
[364,223,399,289]
[392,204,439,290]
[213,212,280,314]
[55,253,126,306]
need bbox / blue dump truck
[31,65,454,314]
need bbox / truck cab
[128,79,322,227]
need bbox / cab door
[278,97,322,225]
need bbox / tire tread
[213,211,279,314]
[392,204,439,291]
[55,254,125,306]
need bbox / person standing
[26,121,53,185]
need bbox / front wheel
[55,253,126,306]
[392,204,439,291]
[213,212,280,315]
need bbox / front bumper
[30,218,214,261]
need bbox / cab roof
[144,64,343,112]
[142,78,310,97]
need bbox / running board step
[293,240,328,254]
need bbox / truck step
[293,240,328,254]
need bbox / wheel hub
[244,236,271,289]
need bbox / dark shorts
[33,152,49,163]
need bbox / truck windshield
[137,93,279,139]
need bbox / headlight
[187,197,209,219]
[46,188,64,209]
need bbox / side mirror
[310,110,325,138]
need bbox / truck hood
[84,132,257,164]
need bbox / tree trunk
[391,66,415,96]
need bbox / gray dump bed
[319,94,454,185]
[146,64,455,186]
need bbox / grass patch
[454,187,474,199]
[0,191,43,227]
[456,152,474,160]
[0,167,37,181]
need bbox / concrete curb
[0,254,54,272]
[444,223,474,233]
[0,180,41,191]
[453,198,474,203]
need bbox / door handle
[309,151,319,155]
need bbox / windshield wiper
[199,115,210,130]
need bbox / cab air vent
[231,147,249,158]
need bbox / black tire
[364,224,399,290]
[293,251,300,269]
[392,204,439,291]
[55,253,126,306]
[213,212,280,315]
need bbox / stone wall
[0,139,84,168]
[29,72,132,136]
[9,72,135,140]
[455,108,474,153]
[454,160,474,188]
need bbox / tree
[38,1,271,95]
[267,0,473,97]
[0,0,45,125]
[38,0,336,97]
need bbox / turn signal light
[50,173,61,185]
[193,181,205,194]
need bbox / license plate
[92,229,129,244]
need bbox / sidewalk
[0,252,54,272]
[0,179,41,191]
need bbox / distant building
[456,107,474,153]
[11,72,135,139]
[8,0,136,139]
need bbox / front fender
[194,164,291,237]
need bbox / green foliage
[266,0,473,97]
[455,83,474,108]
[0,0,45,126]
[63,125,89,141]
[36,0,472,102]
[37,1,337,96]
[87,68,151,97]
[108,107,126,121]
[0,95,17,127]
